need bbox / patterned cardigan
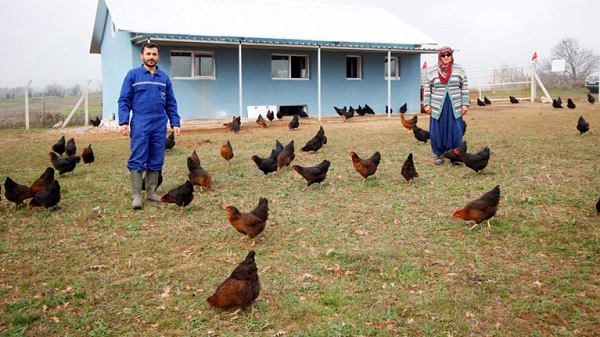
[423,64,470,120]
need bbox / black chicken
[165,131,175,150]
[401,153,419,183]
[455,146,490,173]
[291,159,331,187]
[587,93,595,104]
[4,176,33,206]
[301,127,326,152]
[65,138,77,157]
[52,135,66,156]
[363,104,375,114]
[49,152,80,175]
[266,109,274,122]
[333,106,347,116]
[399,103,407,114]
[477,98,486,106]
[567,98,576,109]
[28,180,61,209]
[552,99,563,108]
[412,124,430,143]
[90,116,101,127]
[576,116,590,134]
[82,144,95,165]
[509,96,519,104]
[288,114,299,130]
[484,96,492,105]
[160,180,194,207]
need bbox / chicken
[412,124,430,143]
[271,139,284,158]
[223,116,236,131]
[206,250,260,310]
[256,114,267,128]
[356,105,366,116]
[552,99,563,108]
[220,140,234,164]
[90,116,101,127]
[251,155,278,175]
[142,170,163,191]
[28,180,61,209]
[455,146,490,173]
[333,106,347,116]
[165,131,175,150]
[567,98,576,109]
[232,116,241,133]
[291,159,330,187]
[30,167,55,195]
[399,102,407,114]
[509,96,519,104]
[4,176,33,206]
[440,141,467,164]
[363,104,375,114]
[301,127,326,153]
[65,137,77,157]
[296,108,308,118]
[316,126,327,146]
[577,116,590,134]
[276,110,283,119]
[187,154,212,191]
[587,93,595,104]
[82,144,95,165]
[484,96,492,105]
[349,150,381,181]
[340,106,354,121]
[288,114,299,130]
[452,185,501,230]
[52,135,66,156]
[160,180,194,207]
[462,119,468,136]
[225,197,269,245]
[400,113,417,131]
[401,153,419,183]
[49,152,80,175]
[477,98,486,106]
[266,109,274,122]
[596,198,600,213]
[276,140,295,170]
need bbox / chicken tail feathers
[252,197,269,221]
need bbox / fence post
[24,80,32,130]
[84,80,89,126]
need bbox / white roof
[91,0,437,53]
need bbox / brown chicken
[400,113,417,131]
[65,137,77,157]
[223,116,236,131]
[49,152,80,175]
[452,185,501,230]
[206,250,260,310]
[225,197,269,246]
[349,150,381,181]
[187,152,212,191]
[82,144,95,165]
[401,153,419,183]
[256,114,267,128]
[4,176,33,206]
[291,159,331,188]
[30,167,55,195]
[28,180,61,209]
[220,140,234,164]
[276,140,295,170]
[160,180,194,207]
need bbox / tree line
[0,83,84,99]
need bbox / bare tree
[539,37,600,87]
[44,83,66,97]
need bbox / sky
[1,0,599,86]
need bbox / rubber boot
[130,170,143,209]
[145,170,161,202]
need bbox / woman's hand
[461,105,468,116]
[424,105,432,115]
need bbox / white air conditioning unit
[247,105,277,119]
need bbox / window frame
[170,50,216,80]
[271,54,310,80]
[346,55,362,80]
[384,55,400,80]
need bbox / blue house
[90,0,438,121]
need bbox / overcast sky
[1,0,599,85]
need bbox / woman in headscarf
[423,47,469,165]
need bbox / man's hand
[173,126,181,136]
[120,124,130,136]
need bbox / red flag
[531,52,538,61]
[422,61,427,69]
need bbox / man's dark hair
[141,42,160,54]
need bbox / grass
[0,93,599,336]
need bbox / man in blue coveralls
[118,42,181,210]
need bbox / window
[346,55,361,79]
[171,51,215,79]
[271,54,309,79]
[384,56,400,80]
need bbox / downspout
[318,45,322,122]
[239,41,243,118]
[387,49,391,119]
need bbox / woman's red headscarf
[437,46,453,84]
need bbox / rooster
[452,185,501,230]
[225,197,269,246]
[349,150,381,181]
[207,250,260,310]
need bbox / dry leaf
[161,286,171,298]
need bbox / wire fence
[0,79,102,129]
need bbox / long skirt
[429,94,464,157]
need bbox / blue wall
[100,14,424,120]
